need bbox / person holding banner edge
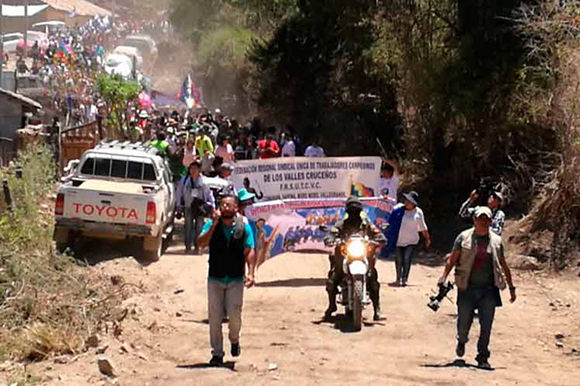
[384,191,431,287]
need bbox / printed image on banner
[232,157,382,202]
[245,198,394,266]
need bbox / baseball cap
[474,206,492,218]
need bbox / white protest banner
[232,157,382,201]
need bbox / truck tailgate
[62,180,153,225]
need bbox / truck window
[111,159,127,178]
[80,158,95,174]
[127,161,143,180]
[95,158,111,176]
[143,164,156,181]
[80,157,157,182]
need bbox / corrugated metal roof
[0,88,42,109]
[40,0,111,17]
[1,4,49,17]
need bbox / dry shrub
[0,144,124,361]
[515,2,580,269]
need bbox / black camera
[427,282,454,312]
[475,177,495,202]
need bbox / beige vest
[454,228,506,291]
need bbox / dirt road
[30,244,580,385]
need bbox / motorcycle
[324,229,380,331]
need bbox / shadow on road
[312,313,383,333]
[421,359,496,371]
[256,278,326,288]
[176,362,236,371]
[69,238,155,267]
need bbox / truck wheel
[54,228,75,254]
[142,234,163,262]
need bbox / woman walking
[387,191,431,286]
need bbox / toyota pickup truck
[54,141,176,260]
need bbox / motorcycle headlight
[346,239,366,259]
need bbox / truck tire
[142,234,163,262]
[54,228,74,254]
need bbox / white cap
[474,206,492,218]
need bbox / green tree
[96,73,141,138]
[248,0,402,154]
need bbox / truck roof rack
[95,139,152,152]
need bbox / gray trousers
[457,287,498,361]
[208,279,244,357]
[184,207,203,250]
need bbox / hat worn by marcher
[237,188,256,202]
[403,191,419,206]
[189,159,202,168]
[474,206,492,218]
[221,163,235,171]
[492,191,503,201]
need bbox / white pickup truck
[54,141,176,260]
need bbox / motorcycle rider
[324,196,387,321]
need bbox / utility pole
[24,0,29,59]
[0,0,4,89]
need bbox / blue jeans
[184,207,203,250]
[457,286,500,361]
[395,245,416,283]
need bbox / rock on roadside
[98,357,116,378]
[511,255,542,270]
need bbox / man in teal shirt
[198,195,256,366]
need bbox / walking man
[176,160,215,254]
[198,195,256,366]
[437,206,516,369]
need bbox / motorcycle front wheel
[352,276,363,331]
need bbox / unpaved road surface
[26,243,580,385]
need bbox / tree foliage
[96,73,141,137]
[169,0,297,113]
[171,1,574,214]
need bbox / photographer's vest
[454,228,506,291]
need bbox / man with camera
[437,207,516,369]
[459,189,505,235]
[176,160,215,254]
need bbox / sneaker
[209,355,223,366]
[477,360,492,370]
[456,342,465,358]
[231,342,241,357]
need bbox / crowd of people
[141,108,326,168]
[13,14,169,129]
